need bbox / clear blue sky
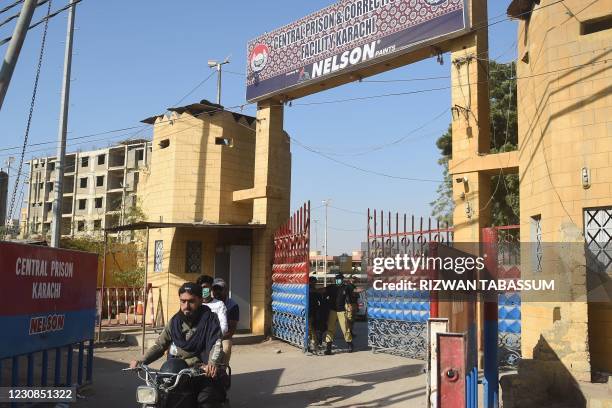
[0,0,517,253]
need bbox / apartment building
[23,140,151,238]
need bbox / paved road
[76,321,427,407]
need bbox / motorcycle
[123,359,231,408]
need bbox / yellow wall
[140,106,291,334]
[140,111,256,225]
[146,227,218,324]
[515,0,612,380]
[97,248,139,287]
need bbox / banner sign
[246,0,469,102]
[0,242,98,359]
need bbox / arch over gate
[271,202,311,349]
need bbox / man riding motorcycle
[129,282,226,407]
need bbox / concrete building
[309,250,364,276]
[137,100,291,335]
[448,0,611,404]
[508,0,611,403]
[22,140,151,238]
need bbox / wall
[140,110,256,225]
[516,0,612,383]
[140,106,286,334]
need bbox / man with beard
[129,282,226,407]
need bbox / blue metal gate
[271,202,310,350]
[492,226,522,367]
[366,210,452,359]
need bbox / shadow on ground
[230,365,425,408]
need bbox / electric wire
[0,0,24,16]
[0,0,82,47]
[1,54,607,160]
[6,0,52,223]
[0,0,48,29]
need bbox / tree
[430,124,453,225]
[430,61,519,226]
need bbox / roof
[507,0,539,19]
[141,99,256,126]
[104,221,266,233]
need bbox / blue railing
[0,340,94,390]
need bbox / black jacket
[325,284,354,312]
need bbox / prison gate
[271,202,310,350]
[366,210,452,359]
[483,225,522,367]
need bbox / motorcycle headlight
[136,386,158,404]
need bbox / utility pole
[5,157,15,185]
[0,157,15,233]
[207,57,230,106]
[322,199,330,287]
[50,0,77,248]
[313,219,319,276]
[0,0,39,111]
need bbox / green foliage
[430,61,519,226]
[113,266,145,288]
[60,236,106,255]
[124,197,147,224]
[489,61,518,153]
[430,125,453,225]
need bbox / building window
[136,150,144,161]
[77,221,85,231]
[215,137,233,147]
[581,15,612,36]
[80,177,88,188]
[49,162,55,171]
[93,220,101,230]
[154,240,163,273]
[159,139,170,149]
[78,199,87,210]
[584,207,612,274]
[96,175,104,187]
[97,154,106,165]
[530,215,542,273]
[81,157,89,168]
[185,240,202,274]
[95,197,103,209]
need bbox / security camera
[455,176,468,184]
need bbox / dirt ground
[74,321,428,408]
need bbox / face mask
[202,287,211,298]
[336,279,342,285]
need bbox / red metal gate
[271,202,310,349]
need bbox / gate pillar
[449,0,492,243]
[248,99,291,335]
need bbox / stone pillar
[449,0,491,242]
[447,0,492,369]
[250,99,291,335]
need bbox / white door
[229,245,251,331]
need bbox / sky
[0,0,518,254]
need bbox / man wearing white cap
[212,278,239,364]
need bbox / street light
[322,199,330,286]
[208,56,230,106]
